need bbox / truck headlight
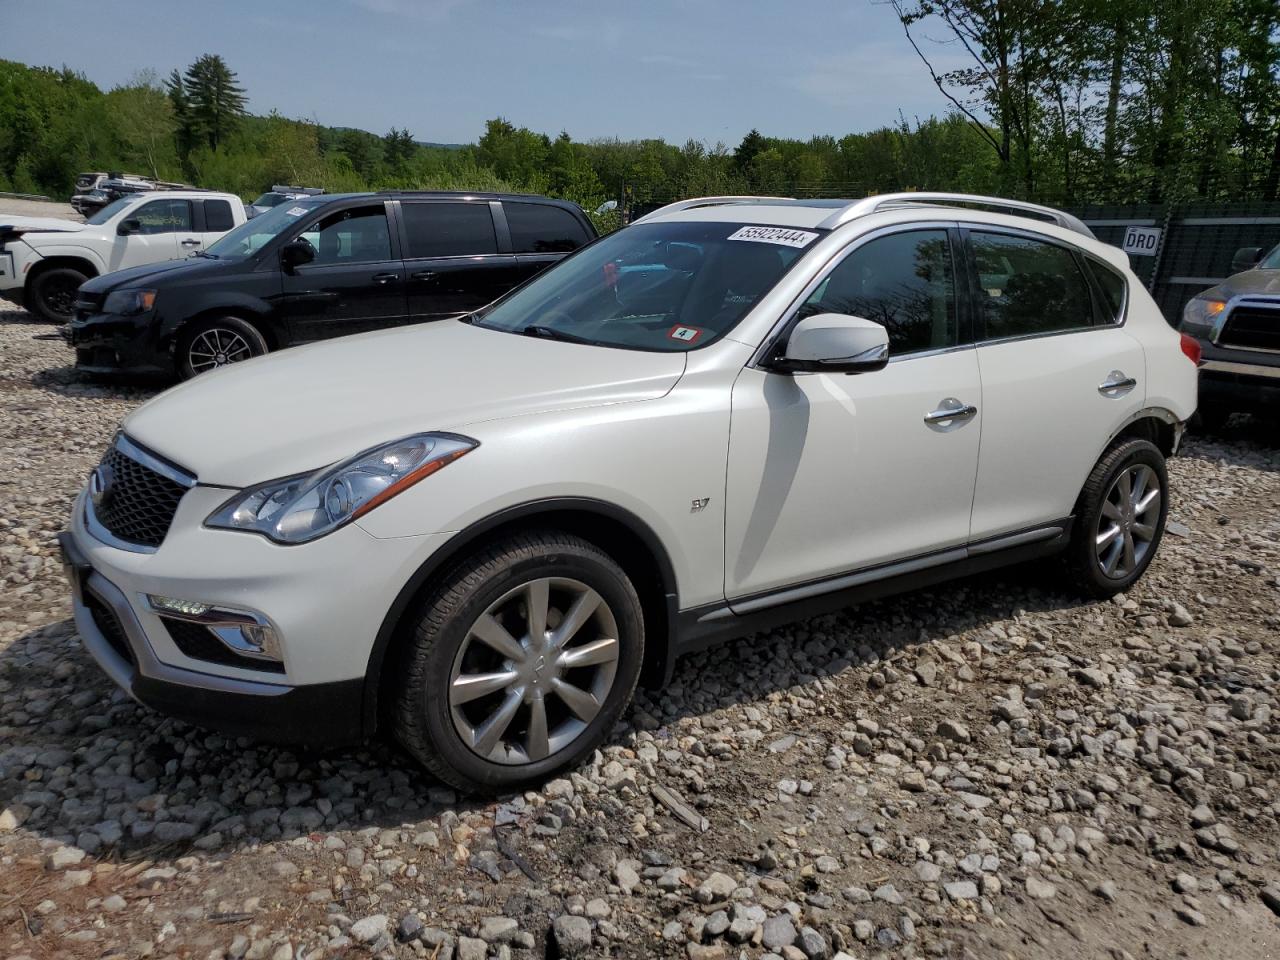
[206,433,477,544]
[1179,296,1225,337]
[103,288,157,315]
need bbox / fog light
[210,622,283,663]
[147,595,212,617]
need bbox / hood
[0,216,86,233]
[79,256,227,294]
[123,321,686,485]
[1211,268,1280,300]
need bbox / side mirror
[774,313,890,375]
[1231,246,1262,274]
[117,218,141,236]
[280,238,316,272]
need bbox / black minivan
[70,192,597,379]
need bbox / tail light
[1179,333,1202,366]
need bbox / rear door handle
[924,398,978,425]
[372,272,399,284]
[180,238,201,246]
[410,270,436,281]
[1098,371,1137,396]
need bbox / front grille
[162,618,285,674]
[1219,306,1280,352]
[90,443,190,549]
[85,593,134,666]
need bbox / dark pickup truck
[1178,243,1280,429]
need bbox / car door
[963,226,1147,540]
[398,200,521,322]
[110,198,188,271]
[724,226,983,601]
[499,199,593,283]
[280,202,409,342]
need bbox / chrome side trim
[1200,359,1280,379]
[730,548,968,615]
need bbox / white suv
[0,190,245,322]
[60,193,1198,792]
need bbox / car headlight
[1180,296,1225,337]
[103,288,157,315]
[206,433,477,543]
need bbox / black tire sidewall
[176,317,267,379]
[1071,439,1168,596]
[31,268,87,323]
[404,541,644,792]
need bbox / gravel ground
[0,198,83,221]
[1,306,1278,960]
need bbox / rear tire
[393,531,644,794]
[1066,438,1168,598]
[176,317,267,379]
[29,267,88,323]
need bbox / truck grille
[1219,305,1280,353]
[89,439,194,549]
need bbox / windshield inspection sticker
[727,225,819,248]
[668,325,704,344]
[285,206,308,216]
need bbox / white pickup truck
[0,190,246,322]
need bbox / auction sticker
[285,206,308,216]
[668,325,704,344]
[727,225,819,248]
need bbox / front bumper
[1195,340,1280,413]
[69,309,172,376]
[62,484,448,746]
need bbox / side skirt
[671,520,1073,661]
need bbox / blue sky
[0,0,961,145]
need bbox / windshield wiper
[521,324,593,345]
[193,250,218,259]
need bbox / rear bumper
[58,530,366,747]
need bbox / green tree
[109,71,178,180]
[182,54,247,151]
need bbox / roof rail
[631,195,793,224]
[817,192,1094,239]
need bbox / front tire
[393,531,644,793]
[176,317,267,379]
[1066,438,1168,598]
[29,267,88,323]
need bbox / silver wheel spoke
[1131,521,1156,542]
[472,688,523,757]
[551,677,601,722]
[1102,537,1123,576]
[1135,488,1160,516]
[527,692,550,761]
[1101,500,1123,522]
[558,636,619,669]
[1121,532,1136,574]
[450,670,518,706]
[1096,524,1122,548]
[1117,469,1132,504]
[551,588,602,650]
[525,579,549,644]
[469,613,527,662]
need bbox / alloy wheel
[448,577,620,765]
[188,328,254,373]
[42,278,77,319]
[1094,463,1161,579]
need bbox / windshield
[251,192,289,208]
[1259,244,1280,270]
[206,199,322,258]
[472,221,820,351]
[85,197,134,226]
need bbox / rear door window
[203,199,235,232]
[504,202,590,253]
[969,231,1096,339]
[401,202,498,258]
[134,199,192,235]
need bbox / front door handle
[924,398,978,425]
[180,238,201,247]
[1098,371,1137,396]
[410,270,436,281]
[372,272,399,284]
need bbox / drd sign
[1122,226,1162,256]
